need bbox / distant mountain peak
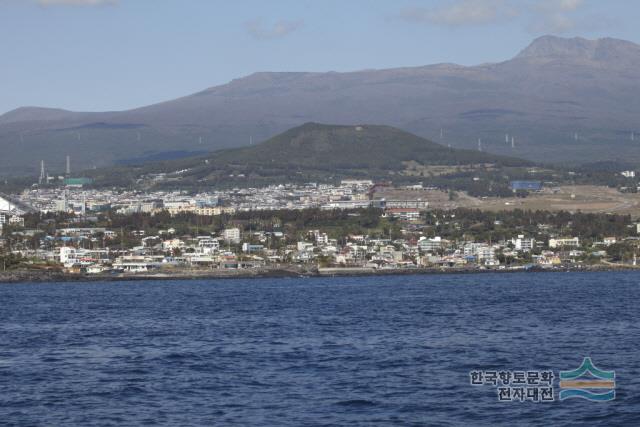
[0,106,74,124]
[3,35,640,175]
[515,35,640,61]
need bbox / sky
[0,0,638,114]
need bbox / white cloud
[245,19,303,40]
[529,0,586,33]
[400,0,513,27]
[556,0,584,12]
[529,12,575,33]
[399,0,593,34]
[37,0,117,6]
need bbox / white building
[513,235,535,252]
[242,243,264,253]
[418,236,443,253]
[341,180,374,187]
[113,260,161,272]
[309,230,329,246]
[55,199,69,212]
[321,200,373,210]
[59,247,78,265]
[198,237,220,254]
[549,237,580,249]
[222,228,241,244]
[463,242,498,265]
[316,233,329,245]
[0,196,14,212]
[8,215,24,227]
[162,238,185,250]
[297,241,315,252]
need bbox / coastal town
[5,2,640,424]
[2,179,640,279]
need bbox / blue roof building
[510,181,542,191]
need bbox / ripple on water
[0,271,638,426]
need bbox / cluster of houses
[3,218,632,275]
[16,181,380,215]
[4,189,639,274]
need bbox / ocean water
[1,272,639,426]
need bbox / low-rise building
[242,243,264,253]
[549,237,580,249]
[384,208,421,221]
[222,228,241,244]
[418,236,443,253]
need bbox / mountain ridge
[5,35,639,122]
[515,35,640,60]
[2,35,640,176]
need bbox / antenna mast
[39,160,46,185]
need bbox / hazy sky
[1,0,637,114]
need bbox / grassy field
[476,185,640,215]
[374,185,640,216]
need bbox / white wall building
[223,228,241,244]
[162,239,185,250]
[0,196,14,212]
[549,237,580,249]
[8,215,24,226]
[418,236,443,253]
[198,237,220,254]
[59,247,78,265]
[513,235,535,252]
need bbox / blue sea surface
[1,272,639,426]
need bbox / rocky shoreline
[0,264,638,284]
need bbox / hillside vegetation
[86,123,531,188]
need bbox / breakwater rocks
[1,264,636,284]
[0,267,311,283]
